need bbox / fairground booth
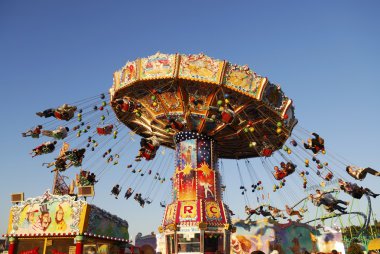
[231,218,345,254]
[3,191,131,254]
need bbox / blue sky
[1,0,380,241]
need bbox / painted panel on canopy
[119,61,138,89]
[262,83,288,114]
[8,191,86,235]
[252,76,268,100]
[179,53,224,84]
[140,53,176,79]
[223,64,257,97]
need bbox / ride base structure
[158,132,231,254]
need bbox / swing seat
[142,152,153,160]
[325,172,333,181]
[121,102,134,112]
[118,98,135,112]
[274,171,286,180]
[262,148,273,157]
[142,147,157,160]
[31,133,40,138]
[54,111,64,120]
[221,111,234,124]
[97,125,114,135]
[54,111,72,121]
[145,143,156,151]
[42,146,53,154]
[285,167,295,175]
[352,192,363,199]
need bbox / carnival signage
[178,226,199,233]
[179,201,198,222]
[9,191,86,235]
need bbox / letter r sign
[184,205,193,214]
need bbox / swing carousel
[108,52,298,253]
[11,52,380,254]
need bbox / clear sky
[1,0,380,242]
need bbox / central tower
[160,132,231,254]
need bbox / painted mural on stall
[87,205,129,240]
[231,219,345,254]
[9,191,86,235]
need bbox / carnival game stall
[3,191,130,254]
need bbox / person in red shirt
[31,141,57,157]
[22,125,43,138]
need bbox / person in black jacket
[303,133,325,154]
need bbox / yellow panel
[7,209,13,234]
[179,201,198,222]
[139,53,176,80]
[255,77,268,100]
[179,54,225,84]
[43,237,47,254]
[119,60,138,89]
[79,203,90,234]
[368,238,380,250]
[113,71,121,90]
[205,201,221,220]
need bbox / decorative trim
[174,131,214,144]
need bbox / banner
[9,191,86,235]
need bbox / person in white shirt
[346,166,380,180]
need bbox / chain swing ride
[23,53,379,251]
